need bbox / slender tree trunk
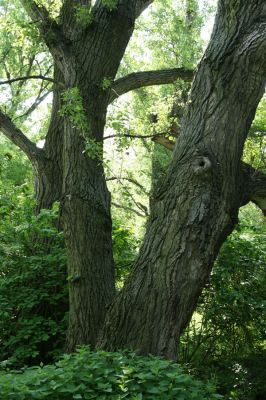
[98,0,266,359]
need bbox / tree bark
[109,68,194,103]
[57,0,142,351]
[35,67,64,211]
[98,0,266,359]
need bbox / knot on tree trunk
[192,155,212,177]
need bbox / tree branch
[241,162,266,215]
[104,131,176,151]
[14,89,52,121]
[135,0,153,18]
[109,67,194,103]
[103,133,160,140]
[0,75,55,86]
[112,202,147,218]
[152,135,175,151]
[0,109,43,164]
[106,176,149,194]
[20,0,71,74]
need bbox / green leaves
[101,77,113,91]
[60,87,88,133]
[0,347,220,399]
[75,5,93,28]
[0,179,67,368]
[102,0,118,11]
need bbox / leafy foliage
[75,5,93,27]
[112,219,138,284]
[179,206,266,399]
[102,0,118,11]
[0,186,68,367]
[0,347,221,400]
[0,140,139,367]
[60,88,88,133]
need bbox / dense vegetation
[0,347,221,400]
[0,0,265,399]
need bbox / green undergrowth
[0,347,222,400]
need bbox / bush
[0,186,68,367]
[0,347,221,400]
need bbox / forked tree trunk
[98,0,266,359]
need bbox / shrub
[0,186,68,367]
[0,347,222,399]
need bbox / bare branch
[106,176,149,194]
[0,75,55,86]
[109,68,194,103]
[14,55,36,97]
[104,131,176,151]
[14,89,52,121]
[103,133,160,141]
[112,202,147,218]
[0,109,43,164]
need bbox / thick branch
[152,135,175,151]
[135,0,153,18]
[0,75,55,86]
[0,109,43,164]
[109,68,194,103]
[242,162,266,215]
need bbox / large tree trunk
[57,1,137,351]
[98,0,266,359]
[61,92,116,351]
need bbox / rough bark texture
[55,0,153,350]
[9,0,155,352]
[109,68,194,103]
[98,0,266,359]
[35,67,64,211]
[59,1,139,350]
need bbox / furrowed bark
[58,0,145,351]
[98,0,266,359]
[61,118,116,351]
[35,68,64,211]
